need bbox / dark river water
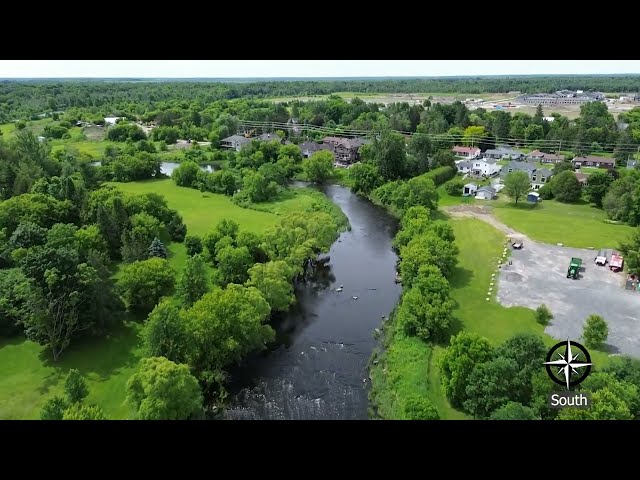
[224,184,402,420]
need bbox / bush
[185,235,203,257]
[424,166,456,186]
[538,183,554,200]
[167,213,187,242]
[118,258,176,313]
[535,304,553,326]
[583,314,609,349]
[403,395,440,420]
[445,179,465,196]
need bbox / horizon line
[2,73,640,81]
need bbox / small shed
[463,183,478,196]
[527,192,540,203]
[475,186,496,200]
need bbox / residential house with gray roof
[220,134,251,151]
[484,146,524,161]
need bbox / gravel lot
[498,242,640,357]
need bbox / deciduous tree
[551,170,582,203]
[302,150,334,183]
[246,261,294,312]
[583,314,608,349]
[503,171,531,204]
[118,258,175,313]
[177,254,210,307]
[126,356,203,420]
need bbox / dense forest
[2,75,640,121]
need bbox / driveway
[498,242,640,357]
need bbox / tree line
[2,76,640,122]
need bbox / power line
[236,120,640,152]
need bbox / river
[224,184,402,420]
[90,161,214,176]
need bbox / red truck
[610,252,624,272]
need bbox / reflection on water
[91,161,214,176]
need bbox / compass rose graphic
[543,340,592,390]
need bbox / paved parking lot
[498,242,640,357]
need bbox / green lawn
[111,179,279,237]
[0,322,142,420]
[491,199,634,248]
[1,118,52,138]
[50,140,113,157]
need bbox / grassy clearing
[0,118,52,138]
[50,140,113,157]
[0,321,142,420]
[491,199,634,248]
[111,179,278,237]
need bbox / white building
[104,116,123,125]
[463,183,478,196]
[471,158,501,177]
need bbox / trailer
[610,252,624,272]
[594,249,607,266]
[567,257,582,279]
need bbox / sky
[0,60,639,78]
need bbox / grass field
[0,322,143,420]
[371,217,612,419]
[112,179,279,237]
[491,199,634,248]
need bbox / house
[572,156,616,170]
[531,168,553,190]
[220,134,251,151]
[526,150,545,161]
[322,136,370,165]
[456,160,472,174]
[627,160,638,169]
[538,152,566,164]
[475,186,496,200]
[471,158,501,177]
[574,172,588,186]
[501,161,537,179]
[463,183,478,196]
[484,146,524,161]
[300,141,333,158]
[452,145,481,159]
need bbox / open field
[0,322,142,420]
[111,179,279,237]
[263,91,513,106]
[490,199,634,248]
